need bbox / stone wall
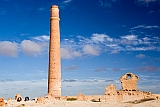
[64,72,156,102]
[0,97,5,106]
[120,72,138,91]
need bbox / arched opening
[127,74,132,80]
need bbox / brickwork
[48,5,61,97]
[120,72,138,91]
[0,97,5,106]
[63,72,157,102]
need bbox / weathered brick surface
[0,97,5,106]
[120,72,138,91]
[77,93,86,101]
[15,94,21,100]
[64,73,157,102]
[105,84,117,95]
[48,5,61,98]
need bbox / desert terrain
[4,99,160,107]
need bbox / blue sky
[0,0,160,99]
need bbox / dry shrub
[67,98,77,101]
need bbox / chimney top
[51,5,58,8]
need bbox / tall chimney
[48,5,61,98]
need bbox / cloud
[131,25,159,29]
[95,67,107,72]
[136,66,160,72]
[91,33,113,43]
[136,0,160,6]
[121,35,137,41]
[137,0,157,3]
[110,50,119,54]
[63,0,72,4]
[62,79,78,82]
[82,45,100,56]
[0,77,159,99]
[65,65,78,70]
[0,35,50,57]
[112,67,121,71]
[60,0,73,9]
[32,35,50,42]
[62,78,121,96]
[61,30,160,59]
[0,80,47,99]
[38,7,46,11]
[0,41,18,57]
[136,53,146,59]
[99,0,118,8]
[20,40,45,56]
[61,47,82,59]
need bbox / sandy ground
[5,99,160,107]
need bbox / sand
[5,99,160,107]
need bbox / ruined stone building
[62,72,158,102]
[120,72,138,91]
[104,72,157,102]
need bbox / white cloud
[121,35,137,40]
[63,0,72,4]
[130,47,156,51]
[0,77,159,100]
[110,50,119,54]
[38,7,46,11]
[82,45,100,56]
[106,44,117,47]
[62,78,121,96]
[131,25,159,29]
[99,0,117,8]
[32,35,50,42]
[60,31,160,59]
[136,0,159,6]
[145,25,159,29]
[20,40,45,56]
[61,47,82,59]
[60,0,73,9]
[91,33,113,43]
[0,41,18,57]
[136,53,146,59]
[0,80,47,100]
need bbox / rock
[105,84,117,95]
[24,96,29,101]
[7,98,12,101]
[17,97,22,102]
[15,94,21,100]
[36,97,45,103]
[77,93,86,101]
[0,97,5,106]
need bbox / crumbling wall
[105,84,117,95]
[0,97,5,106]
[105,84,119,101]
[120,72,138,91]
[15,93,21,100]
[77,93,86,101]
